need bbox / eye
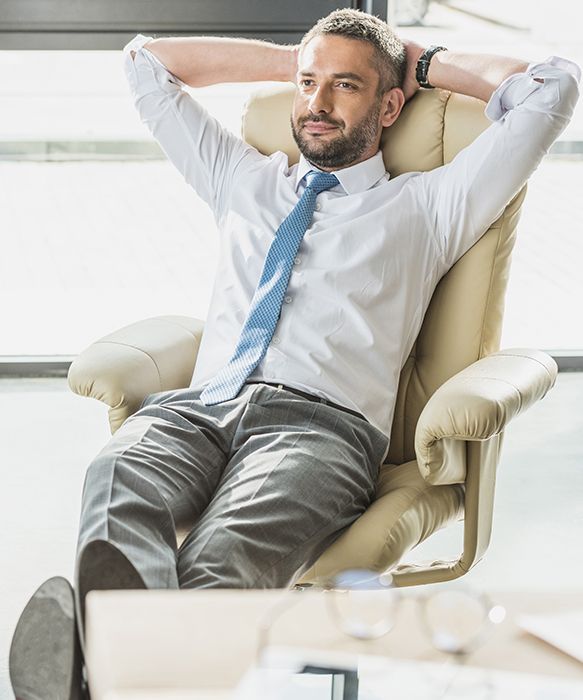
[338,82,355,90]
[300,79,314,87]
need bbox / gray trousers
[76,382,389,589]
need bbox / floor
[1,372,582,699]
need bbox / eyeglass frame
[256,569,506,665]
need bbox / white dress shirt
[123,33,580,440]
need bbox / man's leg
[10,385,257,699]
[177,383,389,589]
[75,385,254,599]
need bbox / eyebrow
[298,71,366,84]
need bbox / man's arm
[132,36,298,87]
[428,50,529,102]
[123,33,293,221]
[402,43,581,269]
[402,40,530,103]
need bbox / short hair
[299,8,406,96]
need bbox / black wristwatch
[416,45,448,89]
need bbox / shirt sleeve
[122,33,268,223]
[417,56,581,270]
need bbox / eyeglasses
[256,569,506,697]
[316,568,399,641]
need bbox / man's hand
[402,39,425,101]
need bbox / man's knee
[80,441,174,539]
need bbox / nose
[307,85,332,114]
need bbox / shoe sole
[9,576,84,700]
[76,540,146,653]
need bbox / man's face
[291,34,403,171]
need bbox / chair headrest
[241,85,490,176]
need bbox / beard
[290,97,382,170]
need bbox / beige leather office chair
[68,84,558,588]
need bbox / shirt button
[294,257,301,265]
[272,336,280,345]
[284,296,292,304]
[315,203,321,211]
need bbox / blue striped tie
[200,170,339,405]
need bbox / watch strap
[416,45,448,89]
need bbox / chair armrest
[415,348,558,485]
[296,460,464,587]
[67,315,205,434]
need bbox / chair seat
[297,459,465,584]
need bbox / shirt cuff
[122,32,187,89]
[485,55,581,121]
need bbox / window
[1,1,581,357]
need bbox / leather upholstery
[68,315,203,434]
[68,85,558,585]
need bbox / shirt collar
[294,150,388,195]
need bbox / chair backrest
[241,86,526,465]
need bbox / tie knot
[305,170,339,194]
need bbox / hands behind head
[402,39,426,102]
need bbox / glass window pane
[1,1,582,356]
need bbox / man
[10,8,580,700]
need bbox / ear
[380,87,405,128]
